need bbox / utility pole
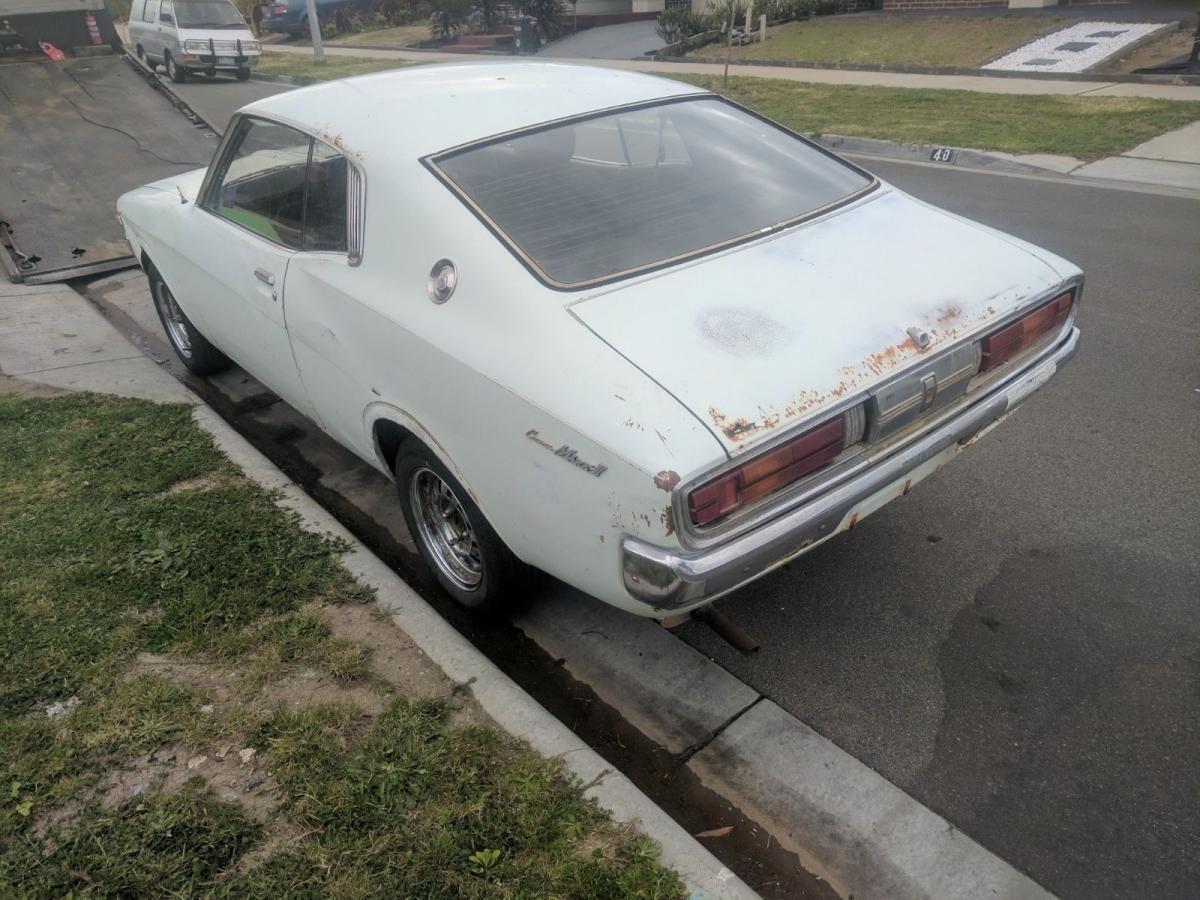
[305,0,325,64]
[723,0,736,89]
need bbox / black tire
[135,44,145,61]
[165,52,187,83]
[395,439,534,615]
[235,66,252,81]
[147,266,231,377]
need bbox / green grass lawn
[673,75,1200,159]
[689,14,1069,68]
[252,53,1200,159]
[329,24,433,47]
[0,392,684,898]
[256,51,411,84]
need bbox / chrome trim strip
[673,274,1083,551]
[622,326,1080,612]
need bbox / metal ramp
[0,54,216,283]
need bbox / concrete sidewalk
[265,42,1200,100]
[0,279,753,900]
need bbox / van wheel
[148,267,231,376]
[396,440,535,616]
[135,44,145,61]
[165,53,187,83]
[235,66,251,81]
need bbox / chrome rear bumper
[620,326,1079,613]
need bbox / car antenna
[176,184,188,205]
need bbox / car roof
[239,61,709,160]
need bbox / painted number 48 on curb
[930,147,956,164]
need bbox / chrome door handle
[254,268,276,286]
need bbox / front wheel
[235,66,251,81]
[165,53,187,83]
[148,267,231,376]
[396,440,534,615]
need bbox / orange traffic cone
[85,12,101,45]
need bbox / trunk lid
[570,188,1068,456]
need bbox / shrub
[707,0,748,30]
[655,7,710,49]
[814,0,840,14]
[524,0,566,42]
[429,0,471,36]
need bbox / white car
[129,0,260,83]
[117,63,1082,618]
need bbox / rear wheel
[235,66,251,81]
[165,52,187,83]
[148,267,231,376]
[396,440,534,615]
[135,44,145,61]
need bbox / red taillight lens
[689,416,846,526]
[980,290,1073,373]
[273,4,287,13]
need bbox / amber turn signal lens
[689,416,847,526]
[980,290,1072,373]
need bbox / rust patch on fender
[661,506,676,536]
[653,470,681,492]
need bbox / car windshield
[175,0,246,27]
[432,97,874,288]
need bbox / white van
[129,0,261,83]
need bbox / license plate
[218,56,235,64]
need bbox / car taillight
[273,4,287,13]
[689,411,859,527]
[979,290,1073,373]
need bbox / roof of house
[240,61,708,160]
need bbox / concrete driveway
[539,21,664,60]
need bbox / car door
[140,0,161,59]
[157,0,179,60]
[183,116,316,417]
[282,141,375,458]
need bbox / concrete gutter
[0,280,754,900]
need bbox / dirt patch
[1095,27,1196,74]
[159,473,236,496]
[0,373,69,398]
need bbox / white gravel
[983,21,1171,74]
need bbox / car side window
[303,141,348,253]
[142,1,157,22]
[208,118,311,250]
[159,1,173,24]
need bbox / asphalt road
[146,76,1199,898]
[674,164,1200,899]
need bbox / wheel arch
[366,403,484,508]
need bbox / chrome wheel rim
[166,56,176,78]
[154,281,192,359]
[409,467,481,590]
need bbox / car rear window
[430,97,874,288]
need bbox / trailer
[0,2,216,283]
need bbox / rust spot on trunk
[653,470,681,492]
[661,506,676,536]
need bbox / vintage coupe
[118,63,1081,617]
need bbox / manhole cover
[1056,41,1098,52]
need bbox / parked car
[259,0,367,35]
[117,63,1082,618]
[129,0,260,82]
